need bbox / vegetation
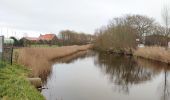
[145,34,170,46]
[14,45,92,81]
[94,14,170,53]
[10,37,24,47]
[134,46,170,64]
[10,31,94,47]
[0,62,45,100]
[94,15,138,53]
[59,30,95,46]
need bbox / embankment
[15,44,93,79]
[0,62,45,100]
[134,46,170,64]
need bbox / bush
[94,16,137,52]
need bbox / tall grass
[14,44,92,80]
[134,46,170,64]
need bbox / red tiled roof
[39,34,56,41]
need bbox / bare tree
[94,15,137,52]
[59,30,94,45]
[162,5,170,36]
[127,15,155,41]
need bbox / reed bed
[15,44,93,79]
[134,46,170,64]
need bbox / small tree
[10,37,19,46]
[94,16,137,52]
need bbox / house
[20,37,39,46]
[21,37,39,42]
[145,34,170,46]
[20,34,58,46]
[39,34,58,45]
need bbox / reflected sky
[42,52,170,100]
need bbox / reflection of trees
[160,69,170,100]
[94,53,158,93]
[137,57,170,100]
[53,50,95,64]
[42,50,95,84]
[136,58,170,100]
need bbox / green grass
[0,62,45,100]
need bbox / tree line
[94,12,170,53]
[58,30,95,46]
[9,30,95,47]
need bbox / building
[21,37,39,42]
[145,34,170,46]
[39,34,57,41]
[39,34,58,45]
[20,37,39,46]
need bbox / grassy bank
[14,44,93,79]
[134,46,170,64]
[0,62,45,100]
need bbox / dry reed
[15,44,93,79]
[134,46,170,64]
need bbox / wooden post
[10,47,13,65]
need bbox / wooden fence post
[10,47,13,65]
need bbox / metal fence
[0,36,13,65]
[3,47,13,64]
[0,36,4,61]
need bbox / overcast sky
[0,0,170,38]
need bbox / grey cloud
[0,0,170,36]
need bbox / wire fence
[0,36,3,62]
[3,47,13,65]
[0,36,13,65]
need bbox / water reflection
[160,69,170,100]
[95,54,154,93]
[135,58,170,100]
[41,50,94,84]
[95,53,170,99]
[42,52,170,100]
[53,50,95,64]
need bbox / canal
[41,51,170,100]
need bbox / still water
[42,51,170,100]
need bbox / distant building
[39,34,57,41]
[39,34,58,45]
[21,37,39,42]
[145,34,170,46]
[20,34,59,46]
[20,37,39,46]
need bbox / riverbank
[0,62,45,100]
[14,44,93,79]
[95,46,170,64]
[134,46,170,64]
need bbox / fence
[3,47,13,64]
[0,36,4,61]
[0,36,13,65]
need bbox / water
[41,51,170,100]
